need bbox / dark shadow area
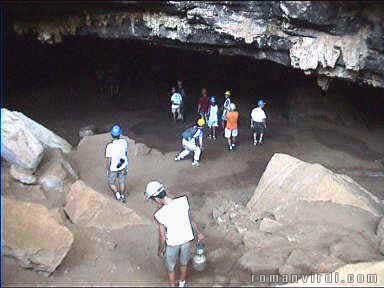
[5,34,384,148]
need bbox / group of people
[104,85,268,287]
[104,124,203,287]
[172,84,268,167]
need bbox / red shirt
[198,97,210,114]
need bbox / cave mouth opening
[5,35,384,144]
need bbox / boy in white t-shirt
[171,86,183,122]
[145,181,204,288]
[250,99,267,145]
[105,124,129,202]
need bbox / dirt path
[4,105,384,287]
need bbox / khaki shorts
[165,241,192,272]
[107,168,127,186]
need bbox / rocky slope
[9,1,384,88]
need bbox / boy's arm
[189,209,204,241]
[157,221,166,258]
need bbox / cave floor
[3,86,384,287]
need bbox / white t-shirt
[208,105,218,122]
[154,196,195,246]
[105,138,128,172]
[251,107,267,123]
[171,92,183,108]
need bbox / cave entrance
[5,36,384,153]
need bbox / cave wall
[7,1,384,88]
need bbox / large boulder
[282,261,384,287]
[3,197,74,275]
[1,108,45,171]
[239,154,384,278]
[247,153,384,217]
[64,180,148,230]
[12,110,72,153]
[9,164,37,184]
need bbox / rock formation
[9,1,384,88]
[3,197,74,275]
[64,180,148,230]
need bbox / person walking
[225,103,239,151]
[105,124,128,202]
[174,116,205,167]
[251,99,267,145]
[197,88,210,121]
[145,181,204,287]
[207,96,219,140]
[221,90,232,130]
[171,87,183,122]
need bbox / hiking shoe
[192,161,199,167]
[178,280,186,287]
[175,155,181,161]
[253,140,257,146]
[120,195,127,203]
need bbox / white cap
[230,103,236,111]
[145,181,166,200]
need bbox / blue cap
[210,96,216,103]
[111,124,122,137]
[258,100,265,107]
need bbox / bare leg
[180,265,188,282]
[227,137,232,149]
[167,271,176,287]
[213,126,216,139]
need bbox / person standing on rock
[225,103,239,151]
[145,180,204,287]
[250,100,267,145]
[105,124,128,203]
[174,116,205,167]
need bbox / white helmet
[145,181,166,200]
[230,103,236,111]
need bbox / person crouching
[174,116,205,167]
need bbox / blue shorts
[165,241,192,272]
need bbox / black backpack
[182,126,198,140]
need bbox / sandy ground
[3,83,384,287]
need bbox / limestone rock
[79,125,95,140]
[10,164,37,184]
[1,108,45,171]
[380,240,384,255]
[3,197,74,275]
[239,246,292,274]
[12,2,384,87]
[49,207,67,225]
[377,217,384,240]
[279,247,345,275]
[13,110,72,153]
[247,153,383,217]
[64,180,148,230]
[39,161,68,192]
[259,217,283,233]
[329,234,382,263]
[282,261,384,287]
[242,229,291,250]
